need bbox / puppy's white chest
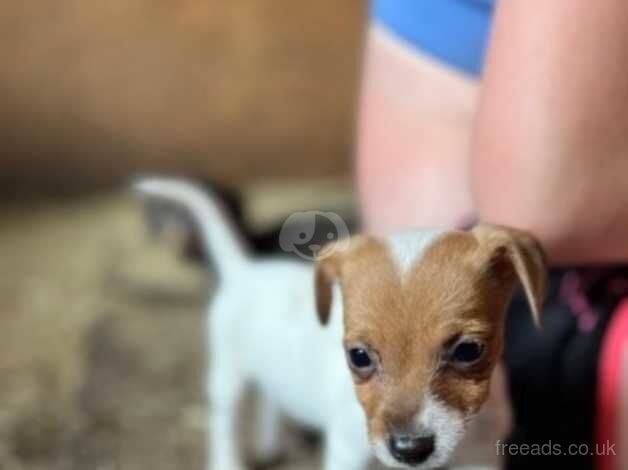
[238,275,355,428]
[250,319,351,428]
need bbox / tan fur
[315,224,546,443]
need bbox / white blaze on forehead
[385,229,446,277]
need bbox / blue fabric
[372,0,496,77]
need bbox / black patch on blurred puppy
[142,179,358,267]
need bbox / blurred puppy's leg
[207,356,245,470]
[323,422,370,470]
[253,390,284,463]
[206,295,246,470]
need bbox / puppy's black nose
[389,433,435,466]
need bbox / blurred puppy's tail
[133,177,249,279]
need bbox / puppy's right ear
[314,244,342,326]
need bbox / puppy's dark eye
[349,348,371,367]
[346,347,377,380]
[450,340,484,365]
[298,232,307,240]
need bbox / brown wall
[0,1,365,196]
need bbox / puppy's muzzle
[389,432,435,466]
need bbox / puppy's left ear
[314,243,342,326]
[472,223,547,327]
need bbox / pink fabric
[597,299,628,470]
[560,269,602,333]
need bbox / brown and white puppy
[316,226,545,468]
[135,178,545,470]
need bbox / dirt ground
[0,187,499,469]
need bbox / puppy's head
[315,224,546,469]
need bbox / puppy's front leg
[323,424,371,470]
[207,368,246,470]
[207,370,245,470]
[252,391,284,463]
[207,319,246,470]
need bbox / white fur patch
[415,394,466,469]
[371,393,465,470]
[373,439,406,469]
[385,229,445,277]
